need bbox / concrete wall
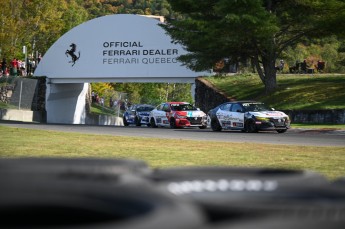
[284,109,345,124]
[0,109,43,122]
[8,77,46,114]
[9,78,38,110]
[0,108,123,126]
[194,77,233,113]
[85,114,124,126]
[46,83,88,124]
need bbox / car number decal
[232,122,243,127]
[221,121,231,127]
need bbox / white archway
[34,14,208,124]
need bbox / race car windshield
[171,104,197,111]
[243,103,271,112]
[137,106,154,112]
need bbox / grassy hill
[206,74,345,110]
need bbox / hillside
[206,74,345,110]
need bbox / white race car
[207,101,290,133]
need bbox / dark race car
[123,104,155,126]
[208,101,291,133]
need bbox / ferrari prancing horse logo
[65,43,80,66]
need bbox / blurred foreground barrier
[148,166,345,228]
[0,158,344,228]
[0,158,205,229]
[200,217,345,229]
[0,157,151,179]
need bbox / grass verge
[291,123,345,129]
[90,103,117,116]
[206,74,345,110]
[0,102,17,109]
[0,125,344,180]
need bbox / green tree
[282,37,345,73]
[0,0,17,58]
[0,0,86,61]
[91,82,113,97]
[111,82,193,105]
[23,1,66,54]
[162,0,345,94]
[60,0,89,35]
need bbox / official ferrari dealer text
[102,41,179,65]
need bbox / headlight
[255,116,270,122]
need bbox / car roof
[225,100,262,104]
[166,102,189,105]
[136,104,154,107]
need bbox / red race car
[149,102,207,129]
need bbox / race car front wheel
[170,118,177,129]
[245,119,257,133]
[123,117,129,126]
[135,117,141,126]
[150,118,158,128]
[211,118,222,131]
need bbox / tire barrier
[201,217,345,229]
[1,159,345,228]
[0,157,152,185]
[0,157,151,176]
[148,167,345,224]
[0,158,205,229]
[333,177,345,186]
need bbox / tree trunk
[165,83,169,101]
[254,53,278,95]
[262,57,277,94]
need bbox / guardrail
[283,109,345,124]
